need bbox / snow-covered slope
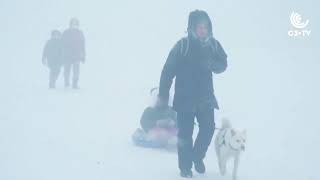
[1,0,319,180]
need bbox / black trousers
[48,65,61,88]
[177,106,215,171]
[64,62,80,86]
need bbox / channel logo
[288,11,311,37]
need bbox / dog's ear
[231,129,236,136]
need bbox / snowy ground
[1,1,320,180]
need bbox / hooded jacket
[159,10,228,112]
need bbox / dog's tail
[221,117,231,129]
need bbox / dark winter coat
[158,11,228,113]
[42,39,63,68]
[62,28,86,63]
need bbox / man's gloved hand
[80,53,86,64]
[156,95,169,110]
[42,58,47,66]
[81,57,86,64]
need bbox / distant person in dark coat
[62,18,86,89]
[42,30,63,89]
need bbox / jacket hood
[187,10,213,41]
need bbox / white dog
[214,118,246,180]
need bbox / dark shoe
[49,84,55,89]
[194,160,206,174]
[72,84,79,89]
[180,170,193,178]
[72,79,79,89]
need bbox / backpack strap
[179,37,189,57]
[179,37,219,57]
[178,36,224,59]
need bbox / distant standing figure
[42,30,63,89]
[62,18,86,89]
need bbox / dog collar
[220,129,240,152]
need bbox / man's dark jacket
[62,28,86,63]
[159,31,228,112]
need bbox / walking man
[158,10,228,178]
[62,18,86,89]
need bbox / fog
[1,0,319,180]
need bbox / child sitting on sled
[132,87,178,149]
